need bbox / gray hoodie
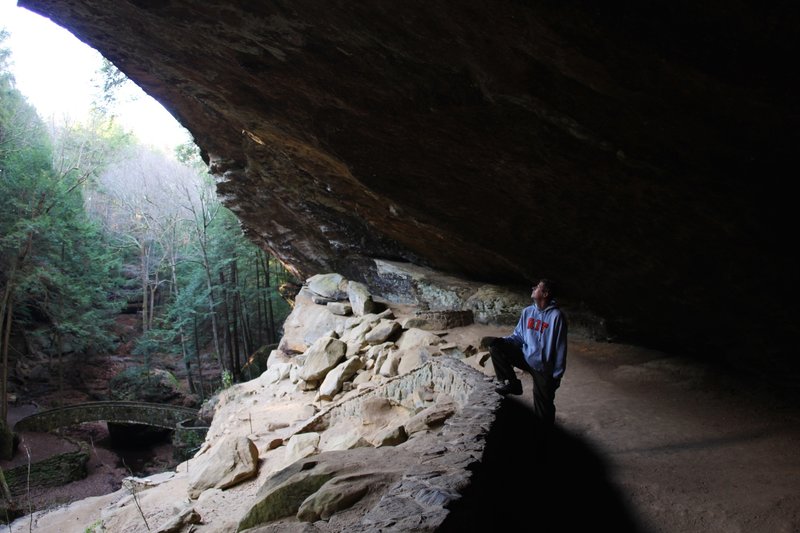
[504,300,568,380]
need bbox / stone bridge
[13,401,200,433]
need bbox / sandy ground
[479,337,800,533]
[3,322,800,532]
[437,323,800,533]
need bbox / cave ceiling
[19,1,800,380]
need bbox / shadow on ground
[438,396,650,532]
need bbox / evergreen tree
[0,30,126,457]
[1,30,294,433]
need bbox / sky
[0,0,190,152]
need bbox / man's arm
[504,311,526,347]
[552,312,568,380]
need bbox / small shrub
[221,369,233,390]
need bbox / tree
[1,29,54,456]
[2,31,295,419]
[92,58,129,114]
[92,145,207,390]
[203,207,294,382]
[0,30,127,456]
[117,142,295,390]
[178,169,224,370]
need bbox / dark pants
[490,339,560,425]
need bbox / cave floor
[497,338,800,533]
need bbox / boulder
[187,436,259,499]
[364,320,401,345]
[306,273,349,300]
[284,432,320,464]
[297,337,347,382]
[317,357,364,401]
[347,281,377,316]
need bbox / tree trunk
[261,252,276,345]
[56,329,65,405]
[1,297,13,426]
[55,248,65,405]
[230,262,242,380]
[141,242,150,333]
[148,269,159,331]
[239,263,253,355]
[167,248,195,395]
[265,255,277,344]
[219,270,234,377]
[223,325,233,382]
[0,464,12,503]
[183,356,196,396]
[180,328,196,394]
[0,300,14,460]
[254,254,263,347]
[0,297,10,427]
[203,256,222,368]
[0,234,33,429]
[240,296,252,356]
[193,314,205,402]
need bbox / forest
[0,29,295,463]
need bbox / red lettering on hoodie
[527,317,550,332]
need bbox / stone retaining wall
[262,356,500,531]
[4,438,89,497]
[414,310,474,329]
[345,357,500,531]
[297,356,486,434]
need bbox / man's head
[531,278,555,307]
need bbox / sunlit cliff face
[20,0,800,382]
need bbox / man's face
[532,282,546,300]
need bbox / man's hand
[480,336,501,349]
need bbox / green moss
[237,472,335,531]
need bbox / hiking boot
[495,380,523,396]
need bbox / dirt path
[490,339,800,533]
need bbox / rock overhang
[17,0,800,383]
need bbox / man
[489,279,568,425]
